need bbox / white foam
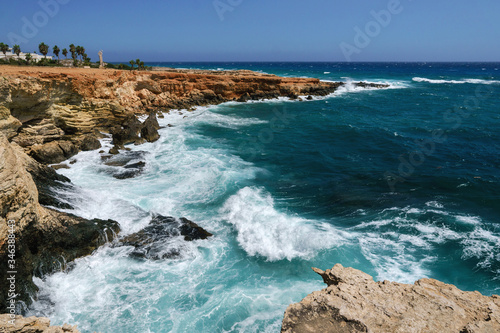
[413,77,500,85]
[220,187,346,261]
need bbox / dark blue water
[31,62,500,332]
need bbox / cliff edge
[281,264,500,333]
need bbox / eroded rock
[281,264,500,333]
[0,314,80,332]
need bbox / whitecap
[220,186,346,261]
[412,77,500,85]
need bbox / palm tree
[0,43,9,58]
[140,61,145,70]
[129,60,134,70]
[62,48,68,59]
[135,58,141,70]
[69,44,76,60]
[13,45,21,60]
[53,45,60,60]
[38,42,49,58]
[25,53,32,64]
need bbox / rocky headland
[281,264,500,333]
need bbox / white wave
[413,77,500,85]
[220,187,346,261]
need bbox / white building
[0,47,53,61]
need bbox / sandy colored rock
[281,264,500,333]
[0,134,120,313]
[0,314,79,332]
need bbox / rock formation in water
[0,314,80,332]
[281,264,500,333]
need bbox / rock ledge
[281,264,500,333]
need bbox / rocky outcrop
[281,264,500,333]
[0,314,79,332]
[119,215,213,260]
[0,66,387,163]
[0,135,120,313]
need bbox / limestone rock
[0,314,80,332]
[77,134,102,151]
[0,106,22,139]
[0,135,120,313]
[140,113,160,143]
[29,140,78,164]
[281,264,500,333]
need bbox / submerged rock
[120,215,213,260]
[281,264,500,333]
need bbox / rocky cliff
[0,134,120,313]
[0,66,386,163]
[281,264,500,333]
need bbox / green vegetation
[38,43,49,58]
[0,41,150,71]
[53,45,60,60]
[0,43,9,57]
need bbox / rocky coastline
[6,65,495,332]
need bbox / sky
[1,0,499,62]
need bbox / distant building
[0,47,53,61]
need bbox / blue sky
[1,0,499,62]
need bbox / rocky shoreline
[6,65,494,332]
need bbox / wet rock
[120,215,213,260]
[79,134,102,151]
[30,140,79,164]
[281,264,500,333]
[140,113,160,143]
[306,95,313,100]
[24,156,73,210]
[110,115,143,146]
[104,151,146,167]
[237,92,251,102]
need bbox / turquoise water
[29,63,500,332]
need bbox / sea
[27,62,500,332]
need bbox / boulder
[78,134,102,151]
[30,140,78,164]
[120,215,213,260]
[281,264,500,333]
[140,113,160,143]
